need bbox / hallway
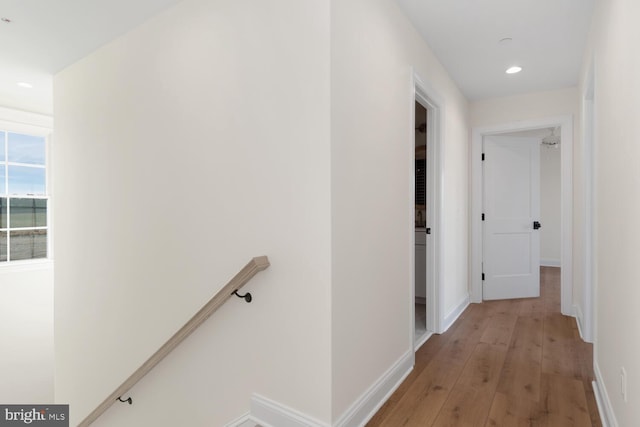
[368,267,601,426]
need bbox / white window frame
[0,106,53,270]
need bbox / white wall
[540,145,561,265]
[0,107,54,405]
[330,0,469,421]
[470,88,579,127]
[579,0,640,424]
[54,0,478,424]
[0,266,54,403]
[53,0,331,425]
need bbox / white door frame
[471,115,573,316]
[580,61,595,343]
[410,70,445,355]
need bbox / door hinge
[482,273,485,281]
[482,213,485,221]
[482,153,485,161]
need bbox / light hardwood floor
[368,267,601,427]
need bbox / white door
[483,136,541,300]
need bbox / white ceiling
[396,0,596,101]
[0,0,184,115]
[1,0,597,115]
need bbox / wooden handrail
[79,256,270,427]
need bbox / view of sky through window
[8,133,46,164]
[1,132,46,195]
[8,166,46,195]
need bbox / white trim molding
[250,394,329,427]
[593,362,618,427]
[540,259,561,267]
[442,294,470,333]
[0,106,53,130]
[227,351,416,427]
[573,304,585,341]
[470,116,573,316]
[411,69,446,339]
[0,259,53,273]
[223,412,256,427]
[581,60,596,344]
[333,350,413,427]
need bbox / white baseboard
[223,412,257,427]
[540,259,561,267]
[250,394,329,427]
[593,362,618,427]
[442,294,470,333]
[231,349,413,427]
[333,350,413,427]
[573,304,585,341]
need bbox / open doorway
[480,129,561,301]
[414,101,429,344]
[470,116,573,315]
[411,71,444,354]
[412,89,438,348]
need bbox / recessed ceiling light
[17,82,33,89]
[506,66,522,74]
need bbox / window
[0,130,48,262]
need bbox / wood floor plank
[373,362,462,427]
[480,313,518,347]
[575,339,602,427]
[517,296,546,316]
[368,307,493,427]
[582,379,603,427]
[368,331,456,424]
[486,391,542,427]
[495,314,543,402]
[542,314,583,379]
[432,343,508,427]
[431,387,488,427]
[540,374,592,426]
[367,267,601,427]
[453,343,509,390]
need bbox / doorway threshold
[414,330,433,351]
